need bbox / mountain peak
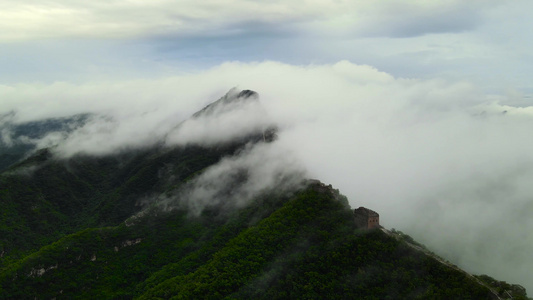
[235,89,258,99]
[193,88,259,118]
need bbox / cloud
[161,141,306,216]
[0,1,318,42]
[165,88,274,147]
[2,1,532,100]
[350,1,485,38]
[0,128,13,147]
[1,60,533,291]
[0,1,500,43]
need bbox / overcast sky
[2,0,533,292]
[1,0,532,97]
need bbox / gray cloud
[0,1,324,42]
[353,2,483,38]
[1,1,533,100]
[0,1,500,42]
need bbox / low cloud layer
[165,88,274,147]
[1,60,533,291]
[162,142,306,216]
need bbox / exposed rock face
[121,238,142,248]
[192,88,259,118]
[165,88,274,146]
[354,207,380,229]
[28,264,57,278]
[114,238,143,252]
[236,89,258,99]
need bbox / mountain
[0,113,90,172]
[0,90,529,299]
[192,88,259,118]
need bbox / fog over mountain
[157,141,306,217]
[1,61,533,291]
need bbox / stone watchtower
[354,207,380,229]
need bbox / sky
[1,0,533,292]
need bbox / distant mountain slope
[0,89,269,265]
[0,114,89,172]
[0,142,256,264]
[0,89,528,299]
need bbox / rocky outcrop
[192,88,259,118]
[28,264,58,278]
[114,238,143,252]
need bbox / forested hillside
[0,90,528,299]
[0,181,508,299]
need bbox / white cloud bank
[1,60,533,291]
[165,142,306,216]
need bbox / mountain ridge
[0,89,529,299]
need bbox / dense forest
[0,90,529,299]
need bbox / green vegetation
[0,105,527,299]
[476,274,530,300]
[0,180,503,299]
[0,142,248,266]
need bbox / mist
[159,142,306,216]
[1,60,533,290]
